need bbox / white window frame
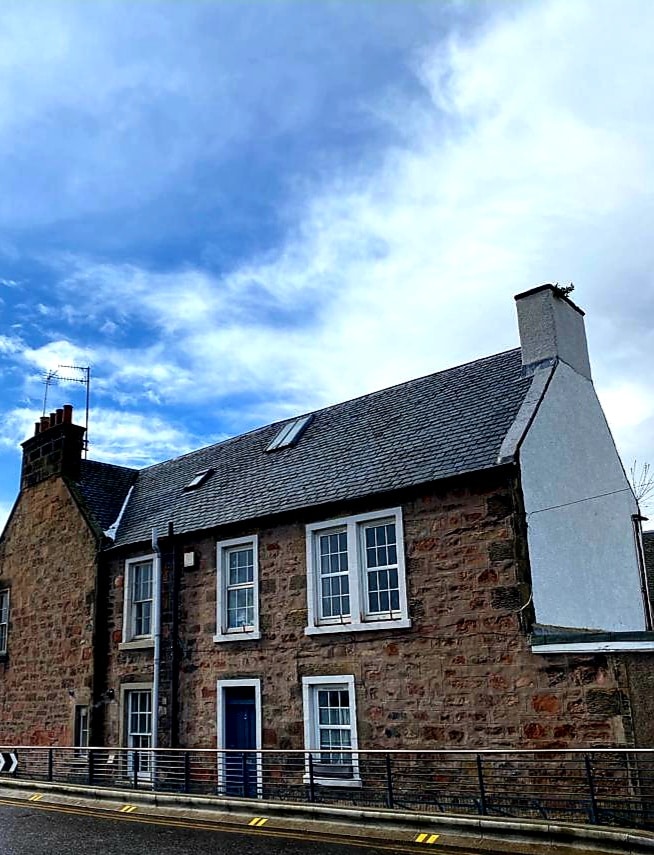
[123,685,153,782]
[214,536,261,643]
[302,675,360,787]
[305,508,410,635]
[0,588,9,656]
[73,705,90,758]
[121,555,157,649]
[216,678,263,797]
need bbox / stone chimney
[20,404,86,489]
[514,284,592,380]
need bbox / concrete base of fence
[1,776,653,854]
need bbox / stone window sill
[213,631,261,643]
[302,774,362,788]
[305,618,411,636]
[118,638,154,651]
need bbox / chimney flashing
[514,284,592,381]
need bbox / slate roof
[77,460,137,533]
[104,347,533,548]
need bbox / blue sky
[2,0,654,529]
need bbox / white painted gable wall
[519,360,646,632]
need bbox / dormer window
[266,415,313,452]
[184,468,214,491]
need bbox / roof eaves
[104,457,517,552]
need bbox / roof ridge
[81,459,138,475]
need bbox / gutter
[530,628,654,654]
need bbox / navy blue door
[224,688,257,796]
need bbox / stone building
[1,284,653,787]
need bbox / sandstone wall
[0,478,98,745]
[102,471,635,751]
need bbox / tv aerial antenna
[42,365,91,458]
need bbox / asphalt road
[0,801,407,855]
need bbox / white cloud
[21,339,94,373]
[0,404,208,469]
[0,407,39,449]
[0,1,441,228]
[49,2,654,418]
[0,334,22,355]
[86,409,210,467]
[4,0,654,477]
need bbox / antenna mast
[42,365,91,458]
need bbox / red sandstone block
[532,694,561,714]
[488,673,509,690]
[553,724,576,739]
[523,722,548,739]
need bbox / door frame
[119,682,154,782]
[216,678,262,796]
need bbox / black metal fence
[1,747,653,830]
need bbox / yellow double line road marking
[119,805,137,813]
[28,794,43,802]
[0,795,452,853]
[415,832,439,844]
[248,816,268,827]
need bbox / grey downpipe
[151,527,162,762]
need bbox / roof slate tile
[104,347,533,548]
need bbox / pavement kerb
[2,777,654,852]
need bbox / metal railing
[1,746,653,830]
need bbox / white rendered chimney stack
[514,284,592,380]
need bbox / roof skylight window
[266,415,313,452]
[183,468,214,491]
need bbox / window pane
[320,574,349,619]
[316,686,353,764]
[364,522,399,616]
[317,530,349,620]
[135,601,152,637]
[75,706,89,752]
[319,533,347,575]
[227,587,254,628]
[133,563,153,600]
[224,544,255,631]
[228,548,253,586]
[130,562,154,638]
